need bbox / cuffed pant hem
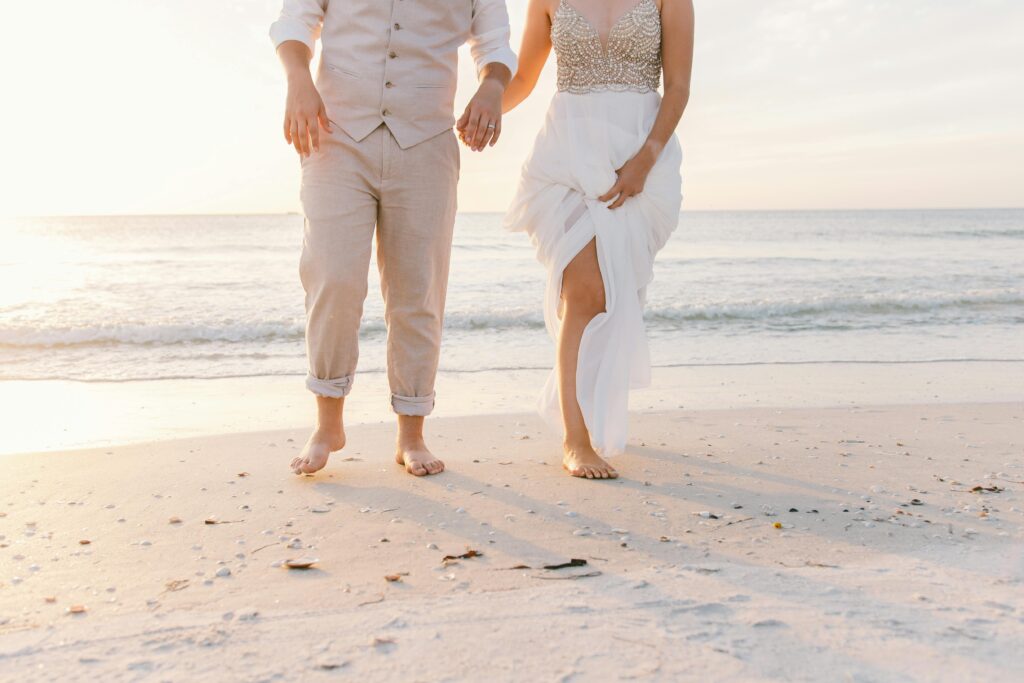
[391,392,435,416]
[306,374,354,399]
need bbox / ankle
[313,424,344,440]
[398,434,427,450]
[563,439,593,454]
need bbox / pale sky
[1,0,1022,216]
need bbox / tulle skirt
[503,89,683,455]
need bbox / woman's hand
[599,143,660,209]
[283,72,331,158]
[457,78,504,151]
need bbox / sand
[2,401,1023,681]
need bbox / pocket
[324,63,362,79]
[447,130,461,177]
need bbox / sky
[1,0,1022,216]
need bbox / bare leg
[558,239,618,480]
[291,396,346,475]
[394,415,445,476]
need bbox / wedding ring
[486,123,496,129]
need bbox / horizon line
[5,206,1024,220]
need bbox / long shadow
[625,439,1015,551]
[400,467,1023,667]
[306,475,947,679]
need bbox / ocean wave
[1,293,1021,349]
[646,292,1024,322]
[0,312,546,349]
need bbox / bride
[494,0,693,479]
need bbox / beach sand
[2,399,1023,681]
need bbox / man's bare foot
[394,438,445,477]
[563,443,618,479]
[291,428,345,475]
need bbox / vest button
[394,23,401,30]
[385,81,394,88]
[388,51,397,59]
[382,109,390,116]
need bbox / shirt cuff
[269,18,317,53]
[476,45,518,79]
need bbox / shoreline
[1,359,1020,457]
[1,403,1021,680]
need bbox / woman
[500,0,693,479]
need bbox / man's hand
[598,143,660,209]
[283,71,331,158]
[456,78,504,152]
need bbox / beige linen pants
[299,124,459,416]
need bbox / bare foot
[563,443,618,479]
[291,428,345,475]
[394,438,445,477]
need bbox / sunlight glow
[1,0,1022,218]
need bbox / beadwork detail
[552,0,662,94]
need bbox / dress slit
[503,90,683,455]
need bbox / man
[270,0,515,476]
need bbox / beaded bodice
[551,0,662,94]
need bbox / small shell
[68,604,87,614]
[169,517,183,524]
[284,557,319,569]
[78,539,91,545]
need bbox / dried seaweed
[543,558,588,570]
[441,549,483,564]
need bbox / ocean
[2,209,1022,384]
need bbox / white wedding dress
[504,0,683,455]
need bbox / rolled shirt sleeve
[269,0,327,53]
[469,0,518,78]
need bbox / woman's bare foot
[394,438,445,476]
[291,427,345,475]
[563,443,618,479]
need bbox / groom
[270,1,515,476]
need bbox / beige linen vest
[316,1,474,149]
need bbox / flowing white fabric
[503,89,682,455]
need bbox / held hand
[283,73,331,158]
[456,79,504,152]
[598,145,659,209]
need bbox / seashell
[284,557,318,569]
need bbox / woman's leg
[558,238,619,479]
[291,396,346,474]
